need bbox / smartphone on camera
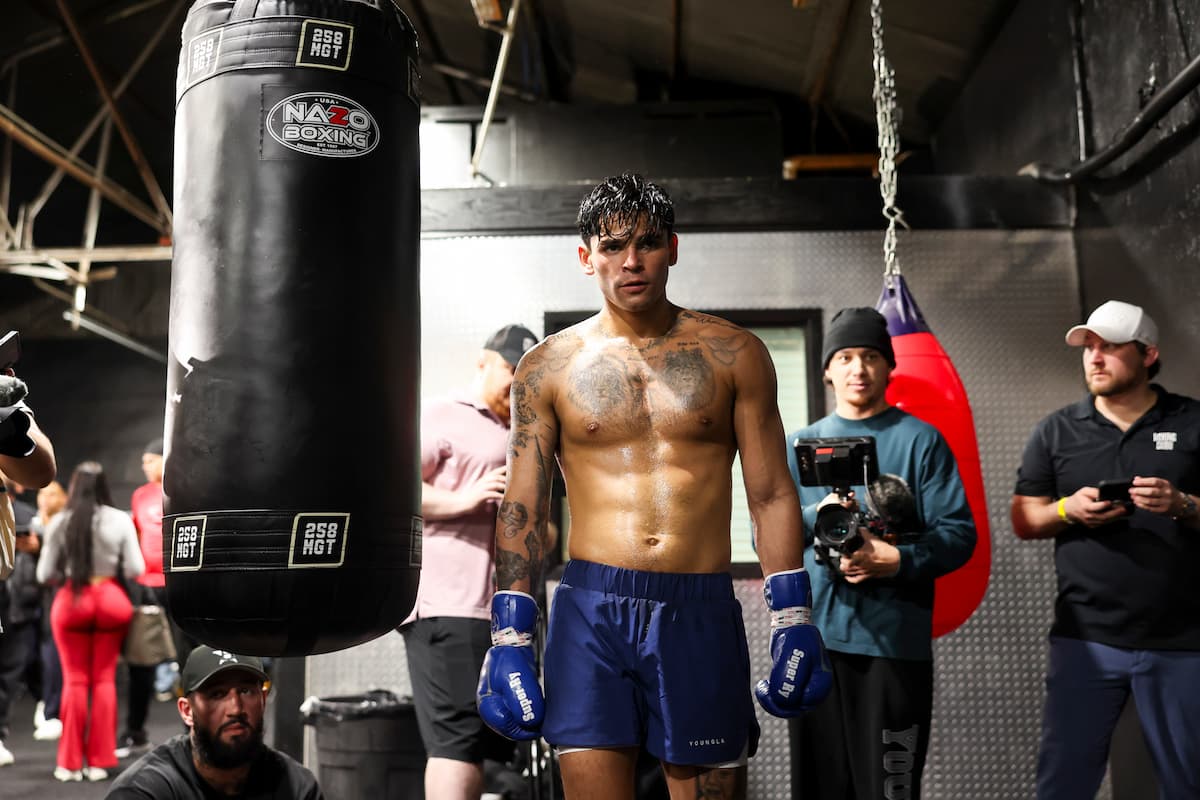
[1097,478,1134,509]
[0,331,20,371]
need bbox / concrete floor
[0,669,184,799]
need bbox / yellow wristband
[1057,497,1070,523]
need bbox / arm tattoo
[509,338,571,456]
[497,501,529,539]
[495,548,531,590]
[524,528,546,588]
[698,332,747,366]
[533,436,551,529]
[495,530,547,591]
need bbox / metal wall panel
[308,228,1080,799]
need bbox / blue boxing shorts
[542,559,760,766]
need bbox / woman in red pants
[36,461,143,782]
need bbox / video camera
[793,436,920,576]
[793,437,879,570]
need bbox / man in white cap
[1011,300,1200,800]
[106,645,323,798]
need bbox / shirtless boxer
[476,174,831,800]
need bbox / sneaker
[34,718,62,741]
[54,766,83,782]
[84,766,109,782]
[0,740,13,767]
[114,731,151,759]
[34,700,46,728]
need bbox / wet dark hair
[57,461,113,593]
[576,174,674,245]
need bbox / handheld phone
[1097,478,1134,507]
[0,331,19,371]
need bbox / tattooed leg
[662,763,747,800]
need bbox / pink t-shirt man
[409,395,510,621]
[409,325,537,622]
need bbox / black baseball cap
[484,324,538,368]
[144,438,164,456]
[182,645,268,693]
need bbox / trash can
[301,689,425,799]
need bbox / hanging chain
[870,0,908,282]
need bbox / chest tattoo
[660,349,715,410]
[566,346,716,418]
[567,356,636,417]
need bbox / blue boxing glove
[754,568,833,717]
[476,590,545,741]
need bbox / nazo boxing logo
[266,92,379,158]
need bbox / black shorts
[401,617,516,764]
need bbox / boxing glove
[754,568,833,717]
[477,590,545,741]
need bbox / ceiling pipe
[0,104,164,233]
[0,244,171,265]
[0,0,169,79]
[28,279,163,363]
[431,62,537,102]
[4,264,117,282]
[470,0,523,180]
[54,0,173,231]
[23,1,181,230]
[71,118,115,322]
[31,278,125,326]
[1020,49,1200,183]
[60,310,167,363]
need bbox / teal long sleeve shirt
[786,407,976,660]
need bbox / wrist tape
[491,627,534,647]
[769,606,811,629]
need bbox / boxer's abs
[559,443,736,574]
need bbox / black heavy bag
[165,0,422,656]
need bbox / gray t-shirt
[36,504,144,584]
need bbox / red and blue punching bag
[876,276,990,637]
[164,0,422,656]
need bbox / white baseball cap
[1065,300,1158,347]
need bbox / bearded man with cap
[106,645,322,799]
[784,307,975,800]
[1011,300,1200,800]
[399,324,538,800]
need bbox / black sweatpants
[793,650,933,800]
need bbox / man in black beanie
[819,307,896,371]
[784,307,976,800]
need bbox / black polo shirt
[1014,386,1200,651]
